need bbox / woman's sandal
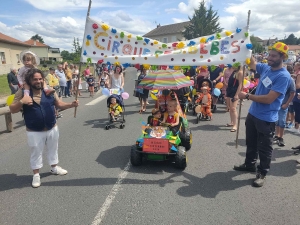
[226,124,233,127]
[230,128,237,132]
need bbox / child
[195,86,212,120]
[147,108,162,126]
[18,51,54,96]
[161,100,180,134]
[99,68,109,88]
[87,74,95,97]
[109,97,123,121]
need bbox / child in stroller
[105,94,125,130]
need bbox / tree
[31,34,44,43]
[250,35,264,53]
[61,50,73,61]
[183,0,222,40]
[284,34,298,45]
[72,37,82,63]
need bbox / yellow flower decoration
[225,31,232,36]
[127,34,132,38]
[101,24,110,31]
[174,66,181,70]
[245,58,251,65]
[143,64,150,70]
[153,40,159,44]
[200,38,206,43]
[86,40,90,46]
[114,61,120,66]
[176,42,185,49]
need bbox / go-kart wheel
[174,146,187,170]
[120,124,125,129]
[130,145,142,166]
[180,129,192,151]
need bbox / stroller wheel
[105,125,110,130]
[120,124,125,129]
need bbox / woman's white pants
[26,126,59,170]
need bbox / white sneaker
[297,159,300,164]
[51,166,68,175]
[291,128,299,133]
[32,174,41,188]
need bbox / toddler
[147,108,162,126]
[109,97,123,121]
[87,74,95,97]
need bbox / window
[16,54,20,63]
[0,52,6,64]
[171,36,177,42]
[163,37,168,43]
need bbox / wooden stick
[74,0,92,118]
[235,10,251,148]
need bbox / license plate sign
[143,138,169,153]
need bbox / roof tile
[143,21,190,37]
[0,32,31,46]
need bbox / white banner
[82,17,252,66]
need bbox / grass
[0,74,11,98]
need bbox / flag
[82,17,252,66]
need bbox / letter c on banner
[122,44,133,55]
[231,41,240,53]
[94,32,109,50]
[188,46,197,54]
[200,43,208,54]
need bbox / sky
[0,0,299,52]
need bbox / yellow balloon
[192,88,197,96]
[150,93,158,100]
[6,94,15,106]
[243,79,248,85]
[215,82,223,89]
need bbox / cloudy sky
[0,0,299,51]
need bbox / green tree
[250,35,264,53]
[31,34,44,43]
[72,37,82,63]
[183,0,222,39]
[284,34,297,45]
[61,50,73,61]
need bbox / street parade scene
[0,0,300,224]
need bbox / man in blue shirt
[55,64,67,99]
[234,42,290,187]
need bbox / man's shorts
[276,107,288,128]
[288,105,295,113]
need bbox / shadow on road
[227,139,246,147]
[96,146,131,169]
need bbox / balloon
[192,89,197,96]
[213,88,221,97]
[249,83,255,88]
[243,79,248,85]
[121,92,129,99]
[150,93,158,100]
[215,82,223,89]
[102,88,110,96]
[6,94,15,106]
[244,81,250,88]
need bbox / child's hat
[152,108,160,115]
[20,50,40,65]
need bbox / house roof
[288,45,300,50]
[143,21,190,37]
[253,36,263,42]
[0,32,31,46]
[24,39,49,47]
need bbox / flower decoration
[120,32,125,38]
[236,28,242,33]
[246,44,253,49]
[87,58,92,64]
[144,38,150,44]
[97,59,104,64]
[176,42,185,48]
[136,36,143,41]
[244,32,249,38]
[122,63,130,68]
[162,44,167,48]
[245,58,251,65]
[216,33,221,39]
[172,42,178,47]
[225,31,232,36]
[200,38,206,43]
[114,61,120,66]
[87,35,92,40]
[187,41,196,46]
[127,34,132,38]
[83,50,87,55]
[206,36,214,43]
[143,64,151,70]
[92,23,98,29]
[111,28,117,34]
[153,40,159,44]
[86,40,90,46]
[101,24,110,31]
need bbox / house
[0,32,31,74]
[0,32,63,74]
[287,45,300,55]
[23,39,63,63]
[143,21,190,43]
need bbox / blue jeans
[65,81,71,97]
[276,107,288,128]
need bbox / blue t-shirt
[55,70,67,87]
[282,77,296,105]
[249,63,290,122]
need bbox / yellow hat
[268,42,289,59]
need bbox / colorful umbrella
[137,70,194,90]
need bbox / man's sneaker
[32,174,41,188]
[273,136,279,143]
[277,137,285,147]
[291,128,299,133]
[286,122,294,129]
[253,173,266,187]
[51,166,68,175]
[233,163,256,172]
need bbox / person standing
[136,65,149,113]
[63,63,72,98]
[47,68,62,119]
[291,62,300,134]
[55,64,67,99]
[84,65,91,92]
[7,68,19,94]
[9,68,79,188]
[273,65,296,146]
[109,65,124,90]
[234,42,290,187]
[209,65,223,110]
[222,64,235,111]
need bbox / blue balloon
[213,88,221,97]
[102,88,110,96]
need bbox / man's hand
[71,100,79,107]
[238,92,247,100]
[213,80,217,83]
[21,95,33,105]
[281,103,289,110]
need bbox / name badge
[262,76,272,88]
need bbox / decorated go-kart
[130,122,191,170]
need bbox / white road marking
[91,161,131,225]
[85,95,107,106]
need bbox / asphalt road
[0,68,300,225]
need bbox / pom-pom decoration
[101,24,110,31]
[162,44,167,48]
[153,40,159,44]
[92,23,98,29]
[122,63,130,68]
[200,38,206,43]
[246,44,253,49]
[174,66,181,70]
[225,31,232,36]
[232,62,241,68]
[127,34,132,38]
[83,50,87,56]
[86,40,90,46]
[144,38,150,44]
[120,32,125,38]
[244,32,249,37]
[172,42,178,47]
[187,41,196,46]
[176,42,185,48]
[136,36,143,41]
[106,61,111,66]
[227,64,232,68]
[111,28,117,34]
[245,58,251,65]
[169,66,174,69]
[143,64,151,70]
[97,59,104,64]
[87,35,92,40]
[210,65,216,72]
[114,61,120,66]
[87,58,92,64]
[236,28,242,33]
[216,33,221,39]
